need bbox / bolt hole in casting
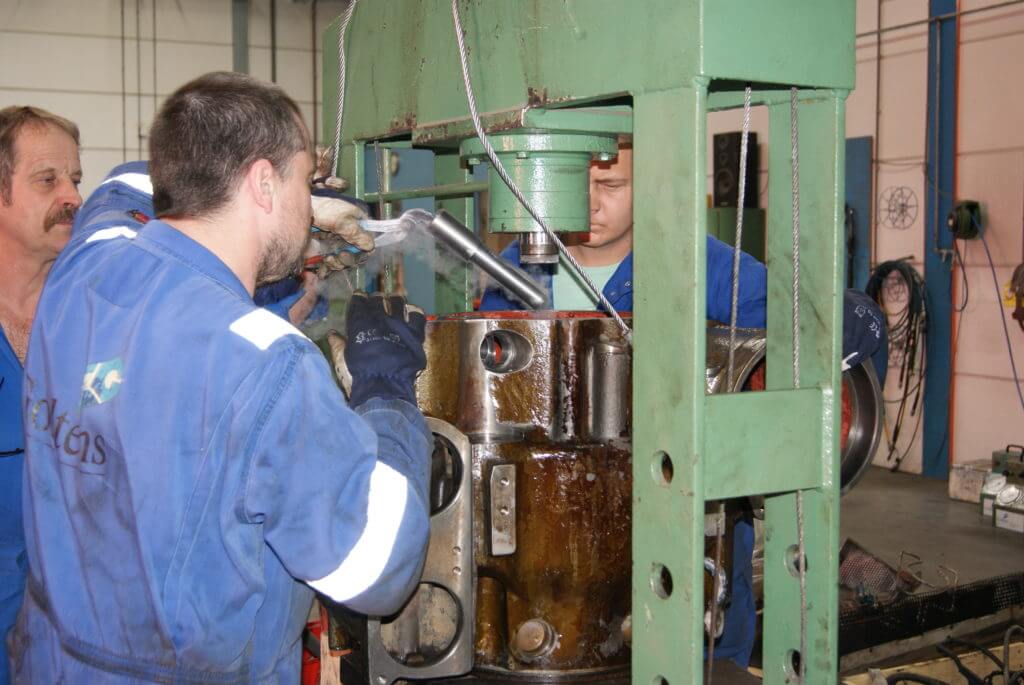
[479,330,532,374]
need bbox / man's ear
[245,159,276,214]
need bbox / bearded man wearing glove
[12,71,431,684]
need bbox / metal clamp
[489,464,516,556]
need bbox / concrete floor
[841,466,1024,587]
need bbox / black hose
[887,673,948,685]
[935,643,987,684]
[943,637,1004,671]
[866,259,927,470]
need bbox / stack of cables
[866,260,928,470]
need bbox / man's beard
[44,205,77,232]
[256,230,307,287]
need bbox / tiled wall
[0,0,344,197]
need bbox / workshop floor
[841,466,1024,587]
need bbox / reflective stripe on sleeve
[307,461,410,603]
[229,309,305,351]
[101,172,153,196]
[85,226,138,243]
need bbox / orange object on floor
[301,615,325,685]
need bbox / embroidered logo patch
[81,358,125,407]
[126,209,150,223]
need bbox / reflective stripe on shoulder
[85,226,138,243]
[229,308,306,351]
[307,462,409,603]
[101,172,153,196]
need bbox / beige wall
[708,1,1024,474]
[851,0,930,474]
[949,0,1024,468]
[849,0,1024,474]
[0,0,343,198]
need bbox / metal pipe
[427,210,547,309]
[364,180,488,203]
[856,0,1024,38]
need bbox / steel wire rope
[789,85,808,684]
[331,0,358,173]
[450,0,631,343]
[710,84,754,685]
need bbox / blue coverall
[0,333,26,685]
[479,237,767,667]
[12,164,432,683]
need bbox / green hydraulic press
[322,2,855,683]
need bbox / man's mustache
[44,205,78,231]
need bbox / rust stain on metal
[411,110,527,146]
[526,86,549,107]
[414,314,739,677]
[386,112,417,136]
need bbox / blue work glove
[842,289,888,386]
[344,292,427,407]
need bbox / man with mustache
[0,106,82,685]
[13,72,431,683]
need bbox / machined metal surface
[518,232,558,265]
[580,337,632,442]
[488,464,516,556]
[366,418,475,685]
[419,313,634,676]
[839,360,885,495]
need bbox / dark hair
[0,106,80,204]
[149,71,310,218]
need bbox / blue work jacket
[13,164,431,683]
[479,236,768,327]
[478,236,766,667]
[0,330,26,685]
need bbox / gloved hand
[311,189,374,251]
[309,189,375,277]
[344,292,427,407]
